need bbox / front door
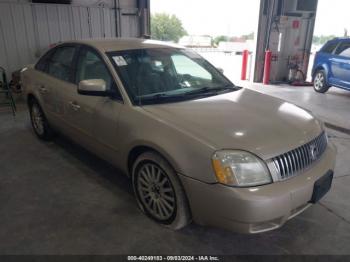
[64,46,124,159]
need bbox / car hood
[141,88,323,160]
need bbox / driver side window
[76,49,112,88]
[76,48,122,100]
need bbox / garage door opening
[151,0,261,83]
[308,0,350,81]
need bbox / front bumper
[179,144,336,234]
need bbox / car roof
[65,38,184,52]
[330,37,350,42]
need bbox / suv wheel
[314,70,330,93]
[29,99,54,140]
[132,151,191,230]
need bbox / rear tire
[29,98,54,141]
[132,151,191,230]
[313,70,330,93]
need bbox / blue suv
[312,37,350,93]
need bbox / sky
[151,0,349,37]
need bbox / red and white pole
[241,50,249,81]
[263,50,272,85]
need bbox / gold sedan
[21,39,336,233]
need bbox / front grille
[268,132,328,181]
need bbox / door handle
[69,101,81,111]
[39,85,48,94]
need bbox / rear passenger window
[35,50,53,72]
[47,46,76,82]
[321,42,338,54]
[335,42,350,57]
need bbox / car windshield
[107,48,239,105]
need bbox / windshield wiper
[142,93,184,99]
[136,85,239,105]
[137,93,189,104]
[184,85,237,95]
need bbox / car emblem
[310,144,318,161]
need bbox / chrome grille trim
[268,132,328,181]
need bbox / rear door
[330,40,350,88]
[45,45,79,133]
[30,49,57,119]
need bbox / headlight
[212,150,272,187]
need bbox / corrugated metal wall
[0,1,142,77]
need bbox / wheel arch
[27,93,47,116]
[312,64,329,82]
[127,144,181,177]
[128,143,193,227]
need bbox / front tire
[313,70,330,93]
[132,151,191,230]
[29,99,54,141]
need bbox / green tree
[313,35,336,45]
[213,35,228,46]
[151,13,187,42]
[241,32,254,40]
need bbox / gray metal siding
[0,1,144,78]
[120,8,139,37]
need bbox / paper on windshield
[113,56,128,66]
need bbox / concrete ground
[243,82,350,131]
[0,87,350,255]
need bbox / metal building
[0,0,150,77]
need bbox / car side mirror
[78,79,107,96]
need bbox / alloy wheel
[314,72,325,91]
[31,104,44,136]
[136,163,176,221]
